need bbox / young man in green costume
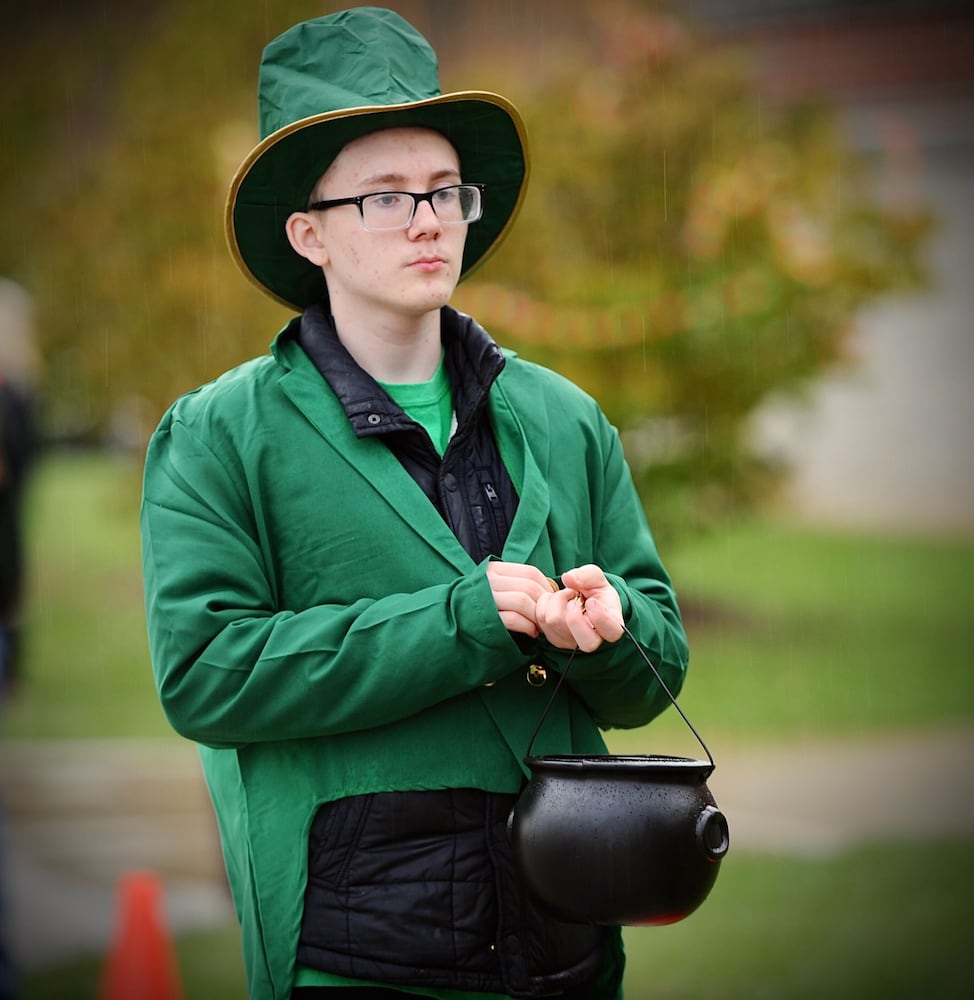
[141,7,689,999]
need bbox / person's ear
[285,212,329,266]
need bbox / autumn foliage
[0,0,929,537]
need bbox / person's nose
[408,197,443,236]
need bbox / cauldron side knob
[696,805,730,860]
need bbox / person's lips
[408,255,448,272]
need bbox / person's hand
[535,564,624,652]
[485,561,556,638]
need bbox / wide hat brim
[226,92,529,311]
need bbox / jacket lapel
[278,356,476,573]
[489,378,554,569]
[277,327,560,577]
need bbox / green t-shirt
[379,353,455,456]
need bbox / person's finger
[560,564,607,592]
[486,561,552,602]
[565,594,603,652]
[491,585,541,624]
[534,587,578,649]
[487,561,549,585]
[580,596,624,642]
[497,609,540,638]
[487,563,551,635]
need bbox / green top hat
[225,7,530,311]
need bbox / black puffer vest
[293,304,603,997]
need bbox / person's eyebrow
[359,167,461,188]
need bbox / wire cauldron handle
[524,621,716,770]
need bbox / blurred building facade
[683,0,974,534]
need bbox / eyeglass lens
[362,185,481,230]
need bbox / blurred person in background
[0,276,38,1000]
[0,277,39,703]
[141,9,689,1000]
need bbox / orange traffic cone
[98,870,185,1000]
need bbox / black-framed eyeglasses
[307,183,485,232]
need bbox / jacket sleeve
[141,410,522,750]
[544,409,689,731]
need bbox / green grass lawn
[4,451,172,740]
[622,838,974,999]
[612,514,974,754]
[7,452,974,999]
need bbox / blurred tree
[0,0,311,444]
[0,0,930,539]
[450,0,931,538]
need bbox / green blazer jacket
[141,314,689,999]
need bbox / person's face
[301,127,469,323]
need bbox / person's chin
[404,276,458,312]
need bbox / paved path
[2,726,973,972]
[1,740,231,973]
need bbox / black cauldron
[508,622,730,926]
[509,753,728,925]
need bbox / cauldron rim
[524,753,715,780]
